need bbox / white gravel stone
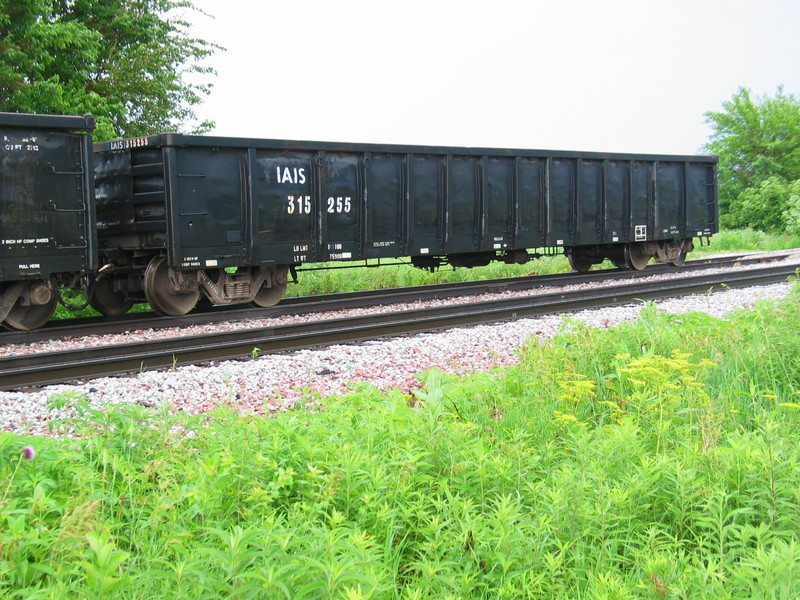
[1,251,797,436]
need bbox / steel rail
[1,262,796,391]
[0,252,788,346]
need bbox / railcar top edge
[94,132,718,164]
[0,111,95,131]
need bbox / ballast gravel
[1,256,797,436]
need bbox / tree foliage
[0,0,219,140]
[704,87,800,232]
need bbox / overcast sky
[186,0,800,156]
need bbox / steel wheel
[2,281,58,330]
[88,276,134,316]
[251,268,288,308]
[567,251,594,273]
[624,243,651,271]
[144,256,199,316]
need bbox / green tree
[0,0,219,140]
[704,87,800,232]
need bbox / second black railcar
[92,134,718,316]
[0,112,96,329]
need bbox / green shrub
[722,177,800,233]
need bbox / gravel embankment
[1,253,798,436]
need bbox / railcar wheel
[88,276,134,316]
[251,267,288,308]
[144,256,199,316]
[624,243,651,271]
[2,281,58,330]
[567,251,594,273]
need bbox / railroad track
[0,251,789,346]
[1,260,797,391]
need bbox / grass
[286,253,570,297]
[4,277,800,597]
[53,229,800,319]
[691,229,800,254]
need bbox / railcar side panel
[515,157,545,248]
[447,155,480,254]
[407,155,443,257]
[364,154,403,258]
[577,159,603,245]
[548,158,575,247]
[604,161,628,244]
[95,146,167,252]
[320,154,361,261]
[94,151,135,236]
[483,157,514,252]
[654,161,684,239]
[254,151,317,264]
[686,162,717,237]
[630,161,652,241]
[129,147,168,246]
[168,147,247,269]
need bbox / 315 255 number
[287,195,354,215]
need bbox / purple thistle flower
[20,446,35,460]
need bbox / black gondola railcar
[92,134,718,317]
[0,112,96,329]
